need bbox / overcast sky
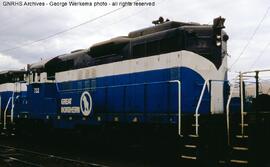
[0,0,269,79]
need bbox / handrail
[56,80,179,92]
[226,82,236,146]
[55,80,60,93]
[169,80,182,136]
[10,91,15,124]
[3,97,12,130]
[2,82,23,130]
[242,69,270,74]
[10,83,19,124]
[195,80,208,136]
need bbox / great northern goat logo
[80,91,92,116]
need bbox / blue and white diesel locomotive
[0,70,26,127]
[7,17,229,134]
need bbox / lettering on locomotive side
[61,106,80,114]
[61,98,72,105]
[34,88,39,94]
[60,98,79,114]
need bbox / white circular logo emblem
[80,91,92,116]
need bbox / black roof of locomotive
[88,36,130,58]
[28,17,226,74]
[0,70,26,76]
[128,21,200,38]
[44,49,92,74]
[29,49,91,73]
[29,58,54,72]
[0,70,26,84]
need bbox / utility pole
[240,72,244,135]
[255,71,259,98]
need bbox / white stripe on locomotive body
[55,50,227,83]
[0,83,27,92]
[0,83,14,92]
[54,50,227,114]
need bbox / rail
[0,144,110,167]
[194,80,208,136]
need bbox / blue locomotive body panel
[14,84,58,119]
[0,91,13,111]
[14,66,213,129]
[57,66,209,115]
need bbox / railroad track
[0,144,110,167]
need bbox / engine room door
[210,80,225,114]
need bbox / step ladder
[227,74,249,166]
[180,80,207,165]
[229,112,249,167]
[180,125,201,166]
[180,117,200,161]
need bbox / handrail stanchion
[170,80,181,136]
[195,80,208,136]
[55,81,60,93]
[3,97,12,130]
[226,82,236,146]
[10,91,15,124]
